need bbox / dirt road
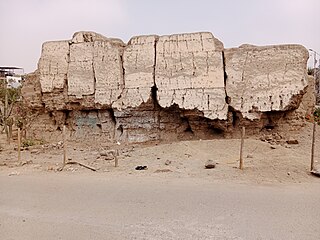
[1,174,319,240]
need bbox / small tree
[0,78,21,143]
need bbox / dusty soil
[1,122,320,239]
[1,122,320,185]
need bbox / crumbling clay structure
[22,31,313,144]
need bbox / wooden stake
[114,149,119,167]
[4,82,9,143]
[18,128,21,162]
[63,125,67,166]
[239,126,245,170]
[311,122,316,171]
[67,161,96,171]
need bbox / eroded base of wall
[25,104,307,146]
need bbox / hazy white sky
[0,0,319,73]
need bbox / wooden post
[63,125,67,166]
[311,122,316,171]
[18,128,21,162]
[239,126,245,170]
[114,149,119,167]
[4,81,9,143]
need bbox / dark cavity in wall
[182,117,194,134]
[108,108,117,126]
[228,106,239,128]
[117,125,123,137]
[151,84,160,109]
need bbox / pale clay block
[225,44,309,120]
[112,35,157,109]
[38,41,69,92]
[155,32,228,120]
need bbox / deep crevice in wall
[120,54,125,86]
[92,61,97,96]
[222,50,230,105]
[153,36,159,86]
[108,108,117,140]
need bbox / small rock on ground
[165,160,172,165]
[205,160,216,169]
[286,138,299,144]
[154,169,172,173]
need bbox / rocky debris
[66,167,78,172]
[99,149,116,160]
[286,138,299,144]
[47,166,54,171]
[30,149,39,154]
[42,142,63,150]
[33,164,42,169]
[20,160,33,166]
[260,133,283,145]
[135,165,148,170]
[165,160,172,165]
[311,165,320,177]
[246,154,254,158]
[225,44,309,120]
[205,160,216,169]
[154,169,172,173]
[8,171,20,176]
[99,150,109,156]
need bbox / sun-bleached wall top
[36,31,309,120]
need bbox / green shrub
[22,139,45,148]
[314,107,320,124]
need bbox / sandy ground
[1,123,320,239]
[1,122,320,184]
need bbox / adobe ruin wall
[21,31,314,144]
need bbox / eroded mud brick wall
[22,31,312,143]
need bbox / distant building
[6,75,23,88]
[0,67,24,88]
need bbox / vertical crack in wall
[152,37,159,88]
[222,50,236,128]
[92,60,96,96]
[109,49,127,140]
[222,50,229,105]
[120,52,125,89]
[151,36,159,107]
[108,108,117,140]
[110,49,126,107]
[152,37,161,134]
[239,51,249,110]
[66,42,71,94]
